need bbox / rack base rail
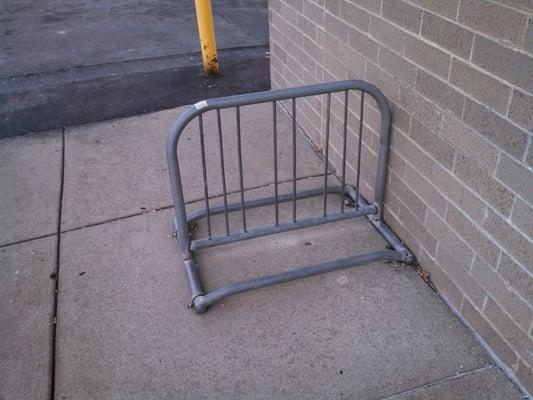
[167,80,413,313]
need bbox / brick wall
[269,0,532,392]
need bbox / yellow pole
[194,0,219,75]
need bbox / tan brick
[281,2,299,25]
[446,203,499,265]
[270,0,282,14]
[526,139,533,167]
[386,209,422,255]
[271,41,288,64]
[432,163,487,223]
[298,48,317,76]
[498,253,533,305]
[472,35,533,94]
[389,172,427,217]
[365,62,400,101]
[351,0,382,13]
[458,0,528,46]
[325,0,342,17]
[388,150,405,178]
[283,22,305,46]
[369,16,406,53]
[471,256,533,331]
[340,1,370,32]
[463,99,529,160]
[391,128,435,178]
[497,0,533,13]
[399,85,442,132]
[460,298,519,368]
[459,188,488,224]
[484,296,533,365]
[525,19,533,53]
[270,8,284,30]
[334,41,367,76]
[388,106,409,138]
[270,25,283,45]
[323,52,349,79]
[323,31,339,53]
[399,203,439,255]
[410,119,456,169]
[419,249,464,308]
[348,28,379,61]
[516,360,533,396]
[298,14,318,41]
[286,52,304,78]
[435,244,485,307]
[403,162,448,216]
[496,153,533,203]
[415,70,465,117]
[421,12,474,58]
[382,0,422,33]
[427,209,474,264]
[409,0,459,19]
[282,33,300,57]
[390,101,411,134]
[440,112,499,172]
[450,59,513,114]
[511,197,533,238]
[324,13,350,41]
[303,36,324,63]
[432,163,463,201]
[509,90,533,132]
[454,153,515,215]
[384,185,402,216]
[483,208,533,270]
[405,35,451,78]
[285,0,304,12]
[378,47,417,86]
[304,1,324,26]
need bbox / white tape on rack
[194,100,208,110]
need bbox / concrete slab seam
[435,289,532,399]
[379,365,497,400]
[49,127,65,400]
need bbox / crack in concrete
[0,173,332,250]
[379,364,497,400]
[49,127,65,400]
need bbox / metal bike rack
[167,80,413,313]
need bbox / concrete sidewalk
[0,105,526,399]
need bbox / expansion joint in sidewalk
[49,127,65,400]
[379,364,497,400]
[57,173,330,235]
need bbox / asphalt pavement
[0,0,270,137]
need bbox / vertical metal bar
[216,109,230,235]
[273,101,279,226]
[355,91,365,209]
[235,107,247,232]
[340,90,349,213]
[323,93,331,217]
[292,98,297,223]
[198,115,212,239]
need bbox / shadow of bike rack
[167,80,413,313]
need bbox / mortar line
[379,364,497,400]
[49,127,65,400]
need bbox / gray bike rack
[167,80,413,313]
